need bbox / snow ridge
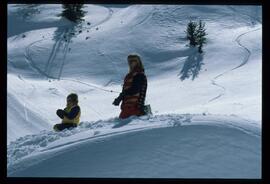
[8,114,261,178]
[8,114,260,175]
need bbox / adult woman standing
[113,54,148,119]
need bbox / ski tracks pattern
[206,27,261,104]
[24,6,114,80]
[128,6,156,33]
[25,39,55,78]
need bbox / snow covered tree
[196,20,207,53]
[186,21,198,47]
[60,4,86,23]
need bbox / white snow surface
[7,4,262,178]
[8,114,261,178]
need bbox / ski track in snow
[25,30,71,80]
[24,7,114,80]
[206,26,261,104]
[206,7,261,104]
[97,48,122,85]
[98,6,155,85]
[61,78,120,93]
[228,6,262,24]
[23,6,120,100]
[128,6,156,33]
[22,6,120,118]
[25,39,54,78]
[94,8,113,29]
[44,32,64,77]
[24,6,116,118]
[232,27,261,70]
[16,5,261,130]
[57,36,70,79]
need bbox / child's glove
[56,109,65,119]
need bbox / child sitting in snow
[53,93,81,131]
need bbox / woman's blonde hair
[127,54,145,73]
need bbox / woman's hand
[113,97,121,106]
[112,93,124,106]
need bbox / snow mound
[8,114,261,178]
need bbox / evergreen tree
[185,21,198,47]
[185,20,207,53]
[196,20,207,53]
[60,4,86,23]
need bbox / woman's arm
[113,73,146,106]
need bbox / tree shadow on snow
[179,49,204,81]
[43,5,87,79]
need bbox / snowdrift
[8,114,261,178]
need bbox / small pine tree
[185,21,198,47]
[185,20,207,53]
[60,4,86,23]
[196,20,207,53]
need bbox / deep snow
[7,4,262,178]
[8,114,261,178]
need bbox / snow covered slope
[7,4,262,178]
[8,114,261,178]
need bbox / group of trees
[179,20,207,81]
[186,20,207,53]
[59,5,207,54]
[56,5,207,82]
